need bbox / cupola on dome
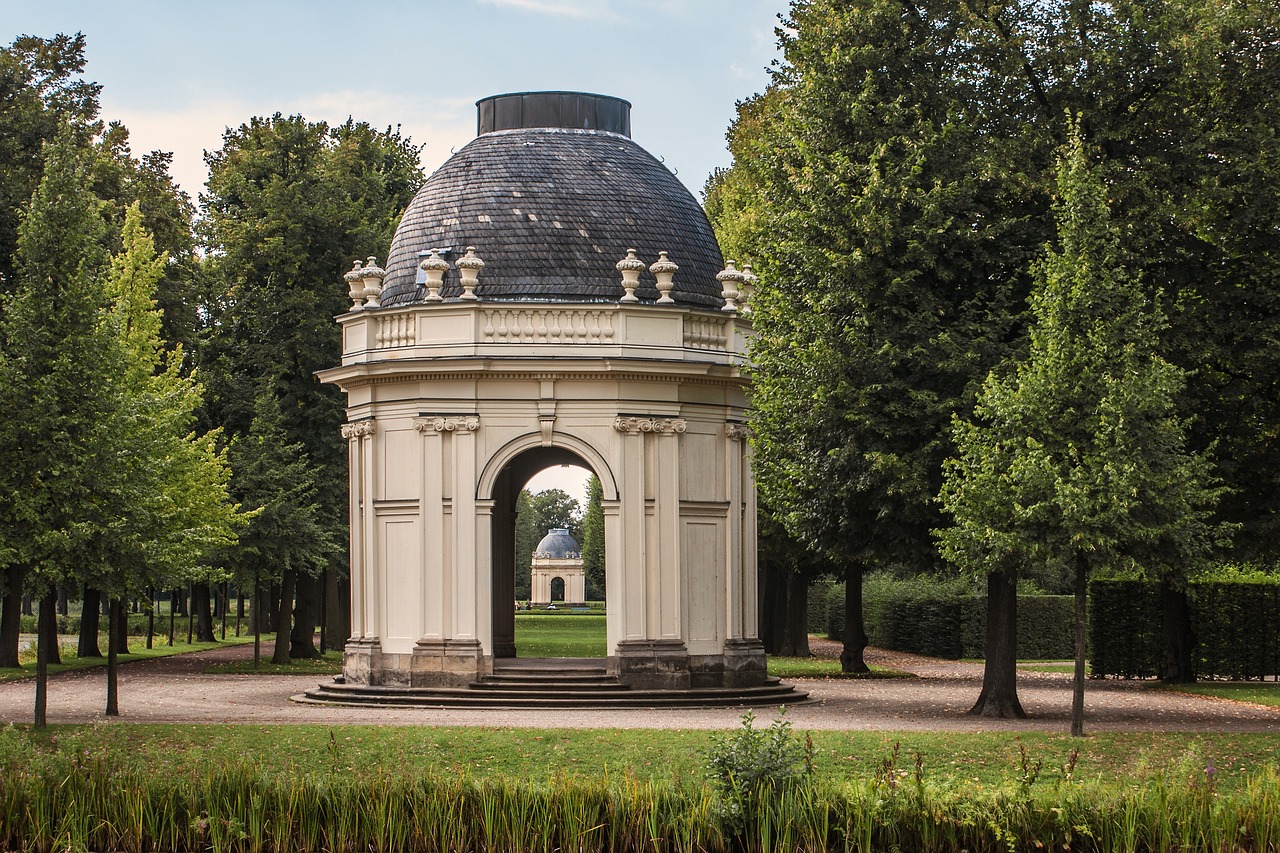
[378,91,725,308]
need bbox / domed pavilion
[315,92,795,705]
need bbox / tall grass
[1,752,1278,851]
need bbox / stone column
[611,416,690,688]
[723,422,766,686]
[341,419,379,684]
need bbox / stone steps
[294,658,807,709]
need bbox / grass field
[2,723,1276,794]
[1165,681,1280,708]
[514,613,607,657]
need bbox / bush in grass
[704,709,814,833]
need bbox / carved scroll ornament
[413,415,480,433]
[613,416,687,435]
[341,420,376,440]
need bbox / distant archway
[488,443,603,658]
[550,577,565,602]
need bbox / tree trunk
[970,571,1026,718]
[327,574,350,651]
[1159,578,1196,683]
[106,599,120,716]
[172,587,187,616]
[22,594,33,617]
[779,568,811,657]
[290,572,321,659]
[35,592,54,728]
[57,585,68,616]
[840,562,870,673]
[1071,558,1087,737]
[272,569,296,665]
[0,566,28,668]
[111,600,130,655]
[78,586,103,657]
[192,583,216,643]
[41,591,62,665]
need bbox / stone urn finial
[716,260,744,313]
[616,248,645,303]
[649,251,678,305]
[419,249,450,302]
[344,258,366,310]
[360,256,386,309]
[739,262,757,314]
[456,246,484,301]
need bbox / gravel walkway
[1,640,1276,732]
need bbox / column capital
[341,419,376,440]
[726,423,751,441]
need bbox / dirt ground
[0,638,1276,732]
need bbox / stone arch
[476,430,618,503]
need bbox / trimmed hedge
[1090,576,1280,680]
[812,573,1076,660]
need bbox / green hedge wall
[1090,577,1280,679]
[811,574,1075,660]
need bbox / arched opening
[487,444,608,660]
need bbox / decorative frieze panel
[413,415,480,433]
[683,315,727,350]
[374,313,416,348]
[341,420,376,440]
[482,308,616,343]
[613,416,687,435]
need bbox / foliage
[939,127,1222,591]
[1,729,1277,852]
[580,475,605,595]
[1091,578,1280,680]
[818,574,1076,660]
[0,33,100,290]
[704,710,815,834]
[0,128,115,598]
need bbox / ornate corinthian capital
[726,423,751,441]
[613,416,688,435]
[413,415,481,433]
[341,420,376,440]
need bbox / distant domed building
[316,91,796,705]
[530,528,584,607]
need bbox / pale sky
[3,0,785,508]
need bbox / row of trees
[708,0,1279,727]
[0,33,427,722]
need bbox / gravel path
[1,640,1276,732]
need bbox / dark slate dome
[380,92,725,308]
[534,528,580,559]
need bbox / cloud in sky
[475,0,612,19]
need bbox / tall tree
[199,114,423,654]
[0,129,113,717]
[714,0,1280,700]
[580,475,605,598]
[0,33,100,290]
[939,128,1223,733]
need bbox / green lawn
[0,634,254,683]
[204,650,343,675]
[2,724,1276,793]
[514,613,607,657]
[1164,682,1280,708]
[766,656,913,679]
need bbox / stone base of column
[718,638,769,687]
[342,638,382,685]
[611,639,690,689]
[409,638,490,687]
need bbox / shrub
[704,709,814,833]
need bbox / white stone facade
[320,262,765,690]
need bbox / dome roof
[534,528,580,559]
[379,92,725,308]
